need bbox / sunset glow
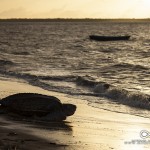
[0,0,150,18]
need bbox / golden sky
[0,0,150,18]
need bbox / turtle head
[62,104,76,116]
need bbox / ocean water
[0,20,150,118]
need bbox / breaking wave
[75,76,150,110]
[0,69,149,111]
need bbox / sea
[0,20,150,118]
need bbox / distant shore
[0,18,150,22]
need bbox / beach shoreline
[0,79,150,150]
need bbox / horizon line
[0,18,150,20]
[0,18,150,21]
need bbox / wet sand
[0,79,150,150]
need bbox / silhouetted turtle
[0,93,76,121]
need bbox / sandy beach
[0,78,150,150]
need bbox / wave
[0,70,76,82]
[75,76,150,110]
[0,70,149,110]
[93,83,150,110]
[12,51,30,55]
[40,75,77,82]
[112,63,149,71]
[76,76,97,87]
[108,89,150,109]
[0,59,14,66]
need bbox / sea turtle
[0,93,76,121]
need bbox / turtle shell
[0,93,63,117]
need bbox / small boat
[89,35,130,41]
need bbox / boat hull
[89,35,130,41]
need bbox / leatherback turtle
[0,93,76,121]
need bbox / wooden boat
[89,35,130,41]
